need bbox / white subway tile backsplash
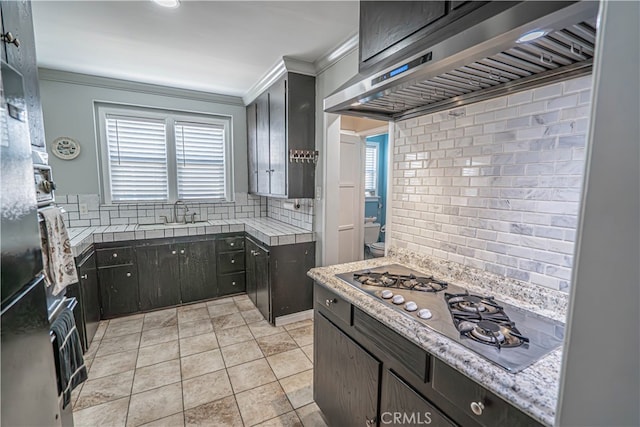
[390,76,591,293]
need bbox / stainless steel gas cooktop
[336,264,565,373]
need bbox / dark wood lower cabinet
[179,240,217,303]
[77,250,100,349]
[98,265,139,318]
[254,244,270,320]
[136,243,181,310]
[381,369,457,427]
[314,312,380,427]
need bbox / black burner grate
[353,271,448,292]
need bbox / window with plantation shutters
[98,104,232,203]
[365,143,378,196]
[175,121,226,200]
[105,115,168,202]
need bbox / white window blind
[105,115,168,202]
[175,121,226,200]
[365,143,378,196]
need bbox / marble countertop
[68,217,314,257]
[308,255,565,427]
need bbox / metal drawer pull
[172,250,177,255]
[80,274,88,280]
[231,259,235,263]
[232,281,236,286]
[126,272,132,277]
[325,298,337,307]
[180,249,185,254]
[230,242,234,247]
[470,401,484,416]
[112,253,118,258]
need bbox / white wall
[38,69,248,196]
[314,50,359,265]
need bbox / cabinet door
[381,369,457,427]
[270,242,315,319]
[79,252,101,347]
[179,240,217,303]
[245,240,258,305]
[0,0,45,149]
[315,313,380,427]
[98,266,139,318]
[256,92,271,195]
[136,244,180,311]
[247,102,259,194]
[268,76,287,196]
[255,245,270,321]
[359,1,446,66]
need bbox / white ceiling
[31,1,358,97]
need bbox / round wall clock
[51,136,81,160]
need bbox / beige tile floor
[71,294,327,427]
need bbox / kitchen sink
[137,221,210,230]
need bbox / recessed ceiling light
[152,0,180,9]
[516,29,549,43]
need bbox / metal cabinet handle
[180,249,185,254]
[112,253,118,258]
[325,298,337,307]
[231,259,235,264]
[80,274,88,280]
[171,250,177,255]
[126,272,132,277]
[232,281,236,286]
[1,32,20,47]
[230,242,235,247]
[470,401,485,416]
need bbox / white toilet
[364,222,385,257]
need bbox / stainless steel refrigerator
[1,59,62,426]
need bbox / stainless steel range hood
[324,1,599,121]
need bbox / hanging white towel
[40,207,78,295]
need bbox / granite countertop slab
[308,256,565,427]
[68,218,314,257]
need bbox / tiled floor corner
[71,295,326,427]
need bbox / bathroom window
[97,104,232,203]
[365,143,378,197]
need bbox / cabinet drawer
[218,273,246,296]
[314,284,351,325]
[217,251,245,274]
[432,359,540,427]
[96,246,135,267]
[353,308,429,382]
[216,236,245,252]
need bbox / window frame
[364,142,379,197]
[96,103,234,204]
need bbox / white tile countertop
[307,248,569,427]
[68,218,314,257]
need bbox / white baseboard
[275,309,314,326]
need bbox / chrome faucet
[173,200,188,223]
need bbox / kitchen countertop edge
[308,257,562,427]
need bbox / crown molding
[38,68,245,106]
[314,33,359,75]
[242,57,316,106]
[243,33,359,106]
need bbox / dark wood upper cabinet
[358,1,500,72]
[246,72,315,199]
[0,0,46,150]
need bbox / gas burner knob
[381,290,393,299]
[417,308,432,320]
[404,301,418,312]
[391,295,405,305]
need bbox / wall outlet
[79,203,88,215]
